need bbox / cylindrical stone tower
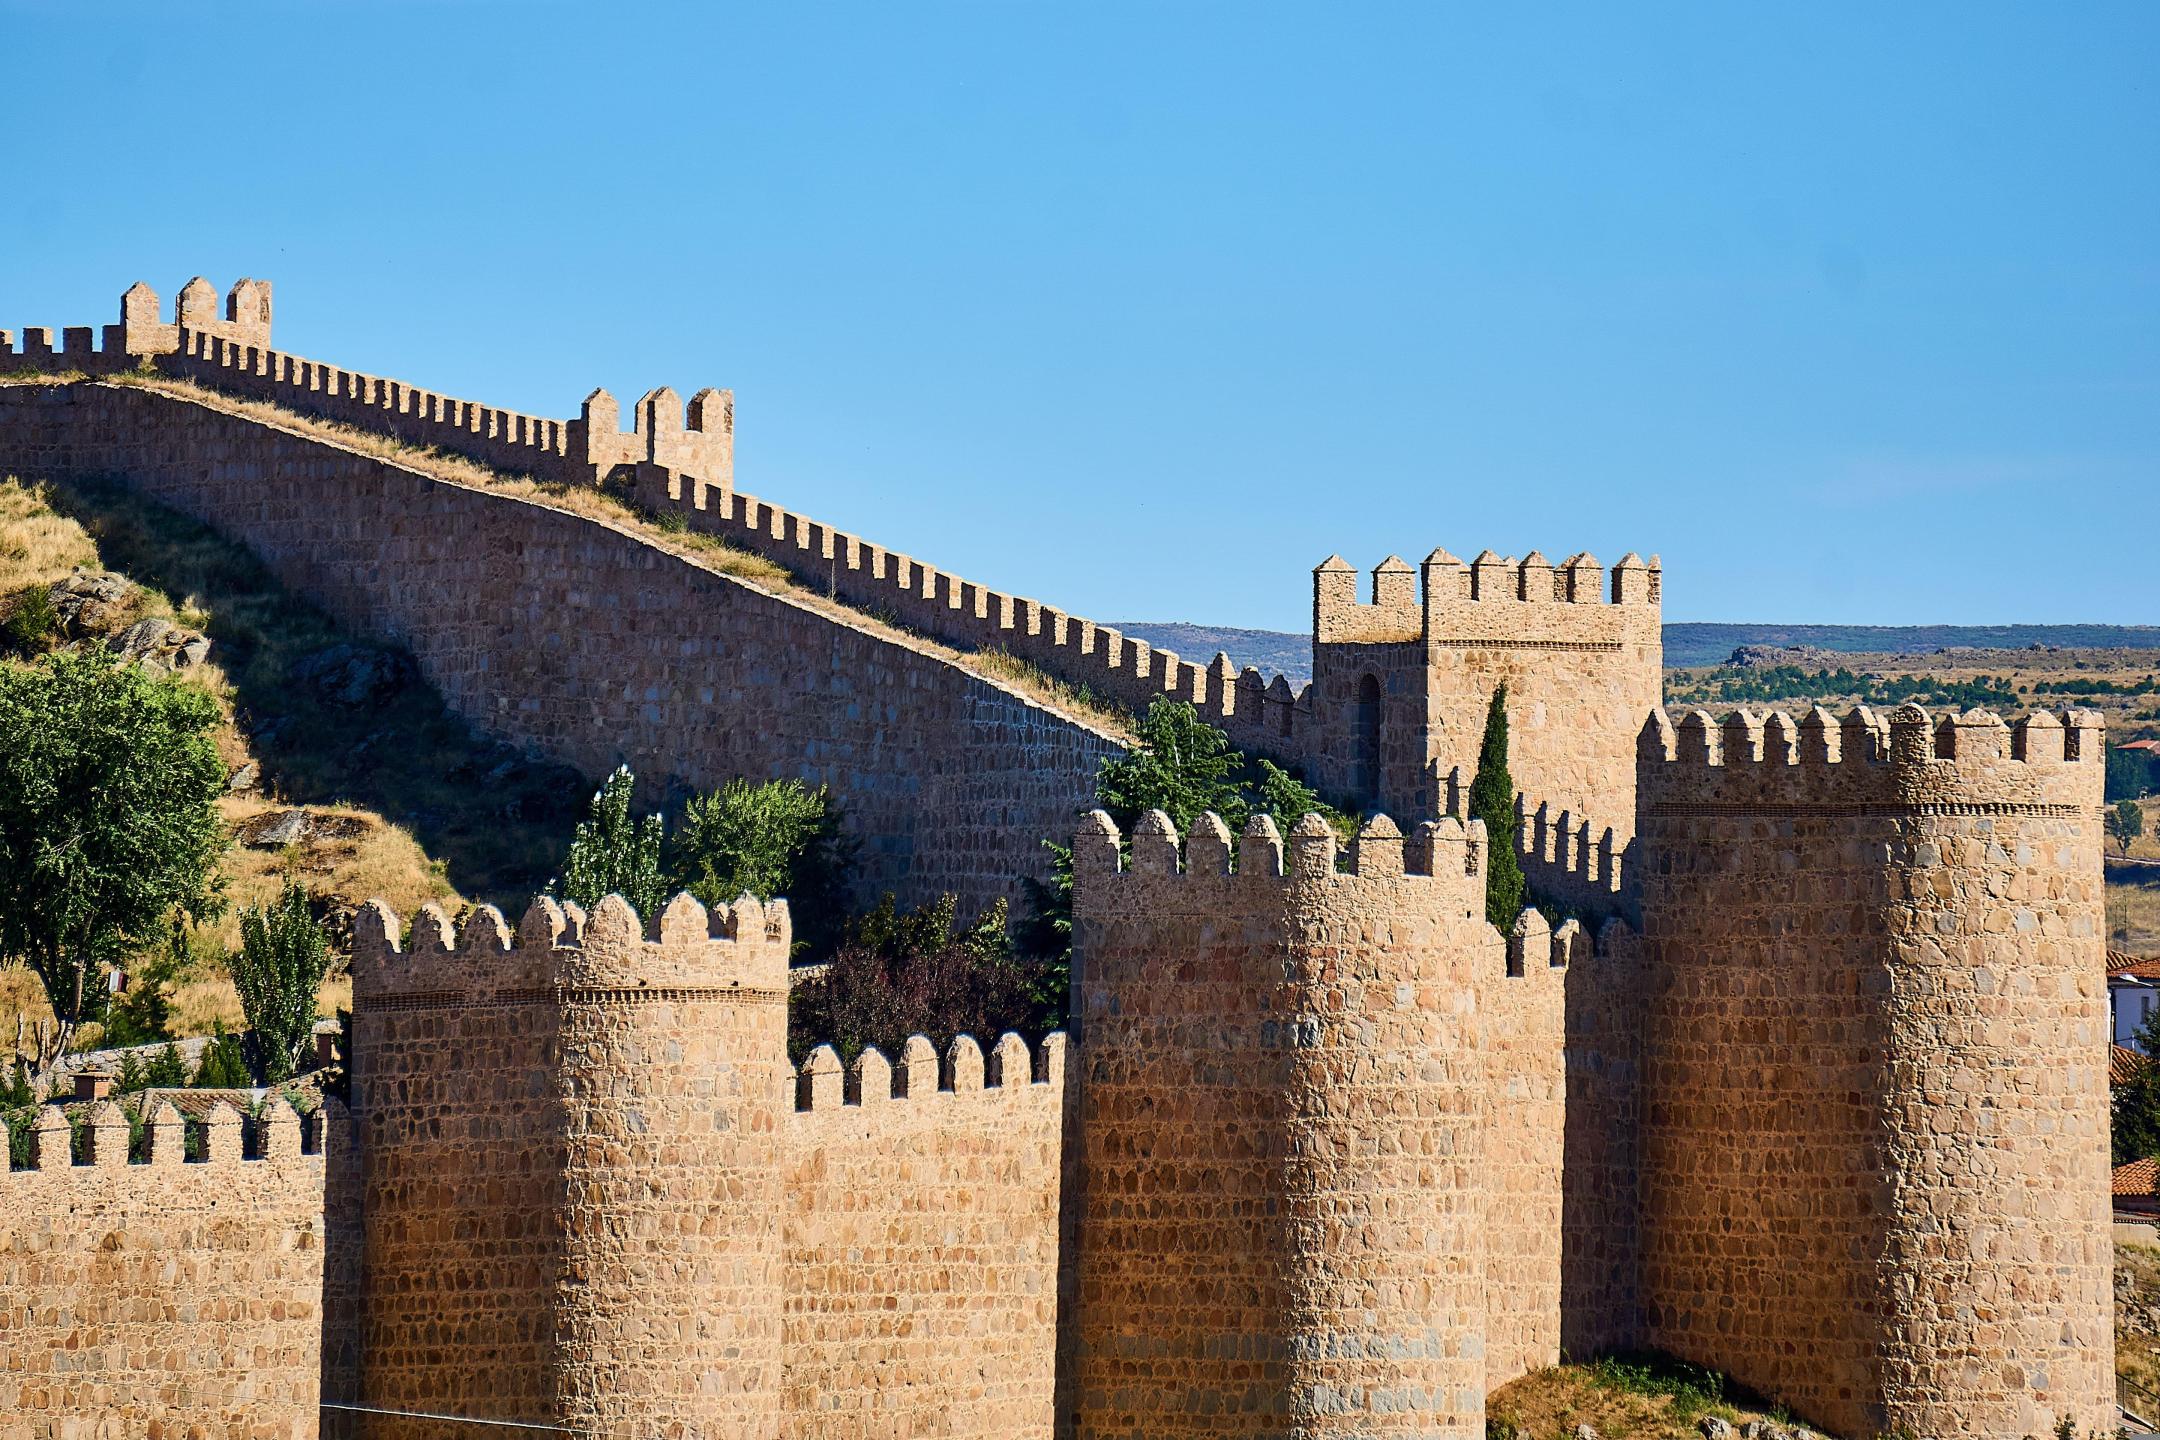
[351,899,566,1439]
[1637,703,2111,1438]
[553,891,792,1440]
[1069,807,1504,1439]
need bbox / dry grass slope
[0,471,596,1051]
[1487,1360,1803,1440]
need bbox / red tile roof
[2118,1157,2160,1198]
[2112,950,2160,980]
[2116,1046,2151,1086]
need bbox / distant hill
[1110,622,1315,683]
[1115,620,2160,683]
[1661,623,2160,668]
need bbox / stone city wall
[784,1032,1065,1439]
[0,1096,337,1440]
[628,464,1314,763]
[351,891,1068,1439]
[1067,807,1568,1439]
[1636,703,2113,1439]
[0,380,1122,913]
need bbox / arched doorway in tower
[1352,673,1382,807]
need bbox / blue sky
[3,3,2154,630]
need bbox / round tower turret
[553,892,792,1440]
[1636,704,2112,1437]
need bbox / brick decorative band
[1644,801,2091,820]
[356,985,787,1013]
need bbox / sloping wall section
[0,380,1121,911]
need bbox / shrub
[1,583,58,655]
[229,882,332,1084]
[192,1023,252,1088]
[674,777,853,957]
[788,894,1047,1064]
[144,1041,187,1088]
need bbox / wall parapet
[0,276,272,377]
[0,277,732,490]
[1070,807,1488,886]
[792,1030,1066,1114]
[351,890,791,1001]
[629,464,1321,764]
[1514,794,1636,920]
[1314,547,1661,646]
[3,1093,343,1176]
[1638,702,2105,813]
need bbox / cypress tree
[1467,684,1526,928]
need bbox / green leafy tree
[2114,1008,2160,1165]
[1095,698,1339,837]
[192,1022,251,1088]
[0,650,226,1069]
[674,777,853,957]
[229,882,332,1084]
[556,765,667,920]
[1467,683,1527,928]
[143,1041,188,1088]
[1095,698,1249,832]
[99,919,190,1049]
[2111,798,2147,856]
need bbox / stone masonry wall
[1068,808,1556,1439]
[784,1032,1066,1438]
[0,381,1122,914]
[1637,703,2113,1438]
[1482,911,1571,1388]
[1557,918,1646,1361]
[347,900,571,1435]
[352,892,1068,1439]
[0,1098,333,1440]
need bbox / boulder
[289,643,414,708]
[239,809,315,849]
[110,616,213,673]
[48,569,134,637]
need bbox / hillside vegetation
[0,471,586,1050]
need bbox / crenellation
[0,276,2117,1440]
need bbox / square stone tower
[1306,548,1661,843]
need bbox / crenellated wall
[784,1032,1066,1438]
[0,380,1120,914]
[1635,703,2113,1438]
[1307,549,1663,829]
[1065,807,1583,1439]
[0,1095,340,1440]
[351,892,1068,1439]
[2,278,731,488]
[628,464,1309,753]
